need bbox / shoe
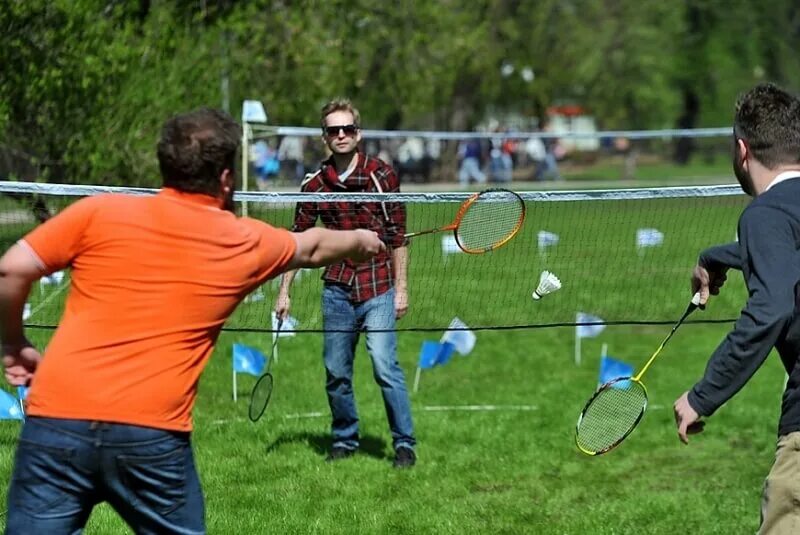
[392,447,416,468]
[326,446,356,462]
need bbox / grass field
[0,188,783,534]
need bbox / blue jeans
[5,417,204,535]
[322,284,416,452]
[458,157,487,185]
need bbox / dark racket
[575,292,702,456]
[248,318,282,422]
[405,188,525,253]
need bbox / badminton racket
[248,318,282,422]
[575,292,702,456]
[405,188,525,254]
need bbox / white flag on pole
[441,235,462,256]
[636,228,664,249]
[576,312,606,339]
[441,317,476,356]
[575,312,606,366]
[537,230,560,251]
[242,100,268,123]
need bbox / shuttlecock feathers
[532,270,561,300]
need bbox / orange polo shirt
[20,188,296,431]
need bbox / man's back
[23,189,295,431]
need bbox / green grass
[559,153,732,183]
[0,190,778,534]
[2,324,780,534]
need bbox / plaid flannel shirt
[292,152,408,303]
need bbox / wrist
[2,334,28,349]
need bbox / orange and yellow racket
[405,188,525,254]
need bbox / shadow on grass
[263,431,389,461]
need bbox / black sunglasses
[324,124,359,137]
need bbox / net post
[240,100,268,217]
[241,122,250,217]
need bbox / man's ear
[219,168,234,193]
[737,138,749,166]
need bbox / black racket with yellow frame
[575,292,703,456]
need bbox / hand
[673,391,706,444]
[3,339,41,387]
[691,265,728,306]
[395,286,408,319]
[274,293,291,321]
[350,229,386,262]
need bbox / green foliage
[1,0,799,186]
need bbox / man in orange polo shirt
[0,108,384,534]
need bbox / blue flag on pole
[436,342,456,366]
[232,344,266,376]
[418,341,457,369]
[0,389,24,421]
[599,355,634,387]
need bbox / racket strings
[576,380,647,454]
[248,373,274,422]
[456,192,524,251]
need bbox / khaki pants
[759,432,800,534]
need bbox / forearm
[392,246,408,290]
[699,242,742,271]
[689,304,786,416]
[278,269,299,296]
[0,275,33,345]
[290,227,365,268]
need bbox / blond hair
[320,98,361,129]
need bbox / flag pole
[273,322,279,363]
[233,365,238,402]
[413,366,422,393]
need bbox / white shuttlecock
[532,270,561,300]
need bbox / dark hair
[734,83,800,169]
[157,108,242,195]
[320,98,361,130]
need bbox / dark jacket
[690,175,800,436]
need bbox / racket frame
[575,377,649,456]
[248,372,274,422]
[574,292,702,455]
[403,188,526,254]
[247,319,282,423]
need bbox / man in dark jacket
[674,83,800,534]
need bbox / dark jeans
[5,417,204,535]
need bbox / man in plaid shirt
[275,99,416,468]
